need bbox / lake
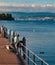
[0,12,55,65]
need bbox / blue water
[0,14,55,65]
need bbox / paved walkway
[0,34,28,65]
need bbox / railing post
[12,31,15,44]
[10,31,14,44]
[4,27,7,38]
[33,55,35,65]
[41,61,43,65]
[13,31,15,38]
[1,29,4,38]
[22,37,26,59]
[8,29,11,42]
[1,26,4,38]
[28,50,29,65]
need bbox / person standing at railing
[14,34,19,53]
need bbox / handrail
[23,52,37,65]
[20,43,49,65]
[1,26,49,65]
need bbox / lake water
[0,14,55,65]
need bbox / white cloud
[0,3,10,6]
[0,3,55,7]
[0,3,55,12]
[31,4,36,7]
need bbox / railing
[0,26,49,65]
[19,43,49,65]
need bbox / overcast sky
[0,0,55,12]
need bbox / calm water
[0,20,55,65]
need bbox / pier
[0,26,28,65]
[0,26,49,65]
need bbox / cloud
[0,3,55,7]
[0,3,36,7]
[0,3,55,12]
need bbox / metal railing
[19,43,49,65]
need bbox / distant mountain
[0,12,55,18]
[11,12,55,18]
[0,12,55,20]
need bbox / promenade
[0,26,49,65]
[0,33,28,65]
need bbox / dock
[0,26,49,65]
[0,33,28,65]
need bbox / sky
[0,0,55,4]
[0,0,55,12]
